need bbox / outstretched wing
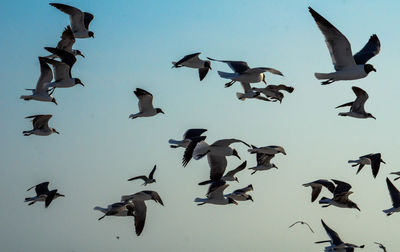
[148,165,156,180]
[127,176,147,182]
[134,88,154,113]
[353,34,380,65]
[208,154,227,181]
[224,161,247,178]
[183,128,207,140]
[174,52,201,66]
[351,86,368,113]
[207,57,250,73]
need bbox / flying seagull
[374,242,387,252]
[309,7,379,85]
[336,86,376,119]
[172,53,211,81]
[50,3,94,38]
[288,221,314,233]
[169,128,207,148]
[129,88,164,119]
[128,165,157,186]
[198,159,247,185]
[95,202,135,220]
[235,82,264,101]
[42,47,84,88]
[319,180,360,211]
[348,153,385,178]
[25,182,64,208]
[207,57,283,87]
[23,114,59,136]
[390,171,400,181]
[224,184,254,202]
[46,26,84,59]
[383,177,400,216]
[316,219,365,251]
[252,84,294,103]
[121,190,164,206]
[20,57,57,104]
[247,145,285,174]
[195,181,238,206]
[303,179,335,202]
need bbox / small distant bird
[23,114,59,136]
[195,181,238,206]
[248,145,287,155]
[390,171,400,181]
[315,219,365,251]
[50,3,94,38]
[128,165,157,186]
[129,88,164,119]
[303,179,335,202]
[95,202,135,220]
[116,236,120,240]
[252,84,294,103]
[224,184,254,202]
[247,145,285,174]
[288,221,314,233]
[383,177,400,216]
[169,128,208,149]
[208,57,283,87]
[336,86,375,120]
[43,47,84,88]
[172,52,211,81]
[319,180,360,211]
[25,182,64,208]
[198,160,247,185]
[46,26,84,59]
[374,242,387,252]
[20,57,57,104]
[309,7,379,85]
[348,153,385,178]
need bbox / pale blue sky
[1,0,400,251]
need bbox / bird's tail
[129,114,139,119]
[348,160,359,163]
[314,73,331,80]
[168,139,181,145]
[236,92,246,100]
[383,209,393,216]
[93,206,108,213]
[217,71,237,79]
[194,197,205,203]
[318,197,331,204]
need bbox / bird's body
[128,165,157,186]
[252,84,294,103]
[172,53,211,81]
[129,88,164,119]
[348,153,385,178]
[336,86,375,119]
[23,114,59,136]
[46,26,84,59]
[95,202,134,219]
[195,182,238,206]
[383,177,400,216]
[25,182,64,207]
[318,180,360,211]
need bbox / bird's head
[156,108,165,114]
[234,177,239,183]
[89,31,94,38]
[364,64,376,74]
[367,113,376,120]
[228,197,238,205]
[204,60,212,70]
[76,50,85,58]
[232,149,241,160]
[51,98,58,105]
[262,73,267,84]
[75,78,84,86]
[52,128,60,134]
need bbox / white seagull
[127,165,157,186]
[50,3,94,38]
[309,7,380,85]
[224,184,254,202]
[195,181,238,206]
[169,128,207,148]
[25,182,64,208]
[46,26,84,59]
[383,177,400,216]
[207,57,283,87]
[43,47,84,88]
[129,88,164,119]
[23,114,59,136]
[20,57,57,104]
[336,86,375,119]
[172,52,212,81]
[319,180,360,211]
[348,153,385,178]
[303,179,335,202]
[252,84,294,103]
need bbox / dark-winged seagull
[129,88,164,119]
[309,7,380,85]
[224,184,254,202]
[348,153,385,178]
[383,177,400,216]
[336,86,376,119]
[50,3,94,38]
[172,52,211,81]
[303,179,335,202]
[288,221,314,233]
[169,128,207,148]
[23,114,59,136]
[25,182,64,208]
[128,165,157,186]
[20,57,57,104]
[252,84,294,103]
[319,180,360,211]
[195,181,238,206]
[46,26,84,59]
[207,57,283,87]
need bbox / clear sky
[1,0,400,251]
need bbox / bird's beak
[356,206,361,211]
[262,79,267,84]
[55,131,60,135]
[233,152,241,160]
[79,83,85,86]
[52,100,58,105]
[235,177,239,183]
[382,160,386,164]
[372,115,376,120]
[373,68,376,72]
[59,194,65,197]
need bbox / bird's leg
[225,80,236,88]
[321,79,334,85]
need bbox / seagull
[198,159,247,185]
[374,242,387,252]
[252,84,294,103]
[181,137,208,167]
[248,150,277,174]
[172,53,211,81]
[46,26,84,59]
[316,219,365,251]
[195,181,238,206]
[25,182,64,208]
[224,184,254,202]
[129,88,164,119]
[95,202,135,220]
[127,165,157,186]
[235,82,264,101]
[390,171,400,181]
[348,153,385,178]
[23,114,59,136]
[42,47,84,88]
[383,177,400,216]
[20,57,57,104]
[121,190,164,206]
[207,57,283,87]
[169,128,207,148]
[288,221,314,233]
[303,179,335,202]
[248,145,287,155]
[50,3,94,38]
[319,180,360,211]
[309,7,380,85]
[336,86,375,119]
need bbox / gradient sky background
[1,0,400,251]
